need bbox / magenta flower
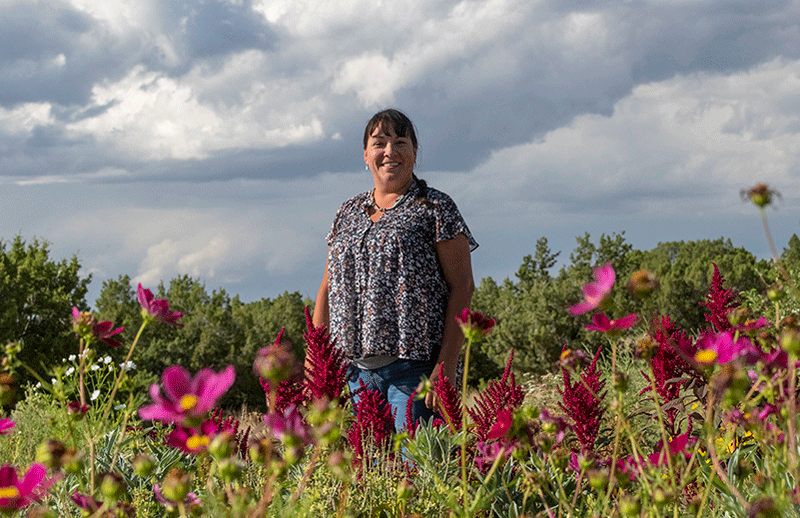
[71,307,124,347]
[139,365,235,425]
[485,408,513,441]
[263,404,313,447]
[584,313,637,335]
[0,419,14,435]
[71,492,102,514]
[166,420,229,455]
[0,464,52,511]
[455,308,495,341]
[137,284,184,328]
[648,432,693,467]
[569,263,615,315]
[694,331,759,366]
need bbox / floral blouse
[326,180,478,362]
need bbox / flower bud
[742,183,774,208]
[653,487,673,507]
[781,329,800,355]
[36,439,67,470]
[248,438,271,464]
[627,270,659,298]
[619,496,640,517]
[747,497,780,518]
[216,458,242,483]
[633,336,657,360]
[62,448,84,474]
[613,372,629,393]
[587,469,608,490]
[100,471,125,500]
[132,454,156,478]
[161,468,191,502]
[767,288,784,302]
[67,400,89,420]
[254,339,299,385]
[209,431,235,461]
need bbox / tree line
[1,233,798,408]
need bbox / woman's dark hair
[363,108,429,201]
[362,108,418,151]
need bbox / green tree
[0,236,90,384]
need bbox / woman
[312,109,477,432]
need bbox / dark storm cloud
[0,0,276,108]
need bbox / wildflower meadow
[1,183,800,517]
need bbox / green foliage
[95,274,308,410]
[0,236,90,385]
[472,233,770,383]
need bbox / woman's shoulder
[336,190,371,213]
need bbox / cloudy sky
[3,0,800,307]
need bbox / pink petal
[17,464,47,501]
[594,263,615,290]
[615,313,637,328]
[162,366,192,403]
[137,284,153,311]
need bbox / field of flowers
[0,183,798,517]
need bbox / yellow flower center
[695,349,717,364]
[186,435,210,451]
[0,486,19,499]
[179,395,198,411]
[559,349,572,361]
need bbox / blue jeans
[348,359,437,433]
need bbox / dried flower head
[741,183,780,208]
[627,270,659,298]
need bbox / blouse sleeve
[433,194,479,252]
[326,203,344,246]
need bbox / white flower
[91,390,100,401]
[65,367,75,376]
[108,364,114,371]
[68,354,76,362]
[50,378,57,384]
[114,404,126,411]
[91,365,100,371]
[103,356,112,364]
[120,361,136,371]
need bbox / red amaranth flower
[558,346,605,452]
[640,316,698,431]
[347,379,394,462]
[467,350,525,442]
[139,365,235,426]
[432,363,462,432]
[569,263,615,315]
[137,283,184,328]
[303,306,350,403]
[699,263,740,333]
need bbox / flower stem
[101,320,147,424]
[460,335,473,506]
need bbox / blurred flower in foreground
[139,365,235,425]
[584,313,637,335]
[66,401,88,420]
[569,263,615,315]
[0,464,52,512]
[154,483,201,513]
[694,331,759,366]
[137,284,184,328]
[254,328,299,387]
[0,418,14,435]
[741,182,779,208]
[71,308,124,348]
[627,270,659,298]
[455,308,495,342]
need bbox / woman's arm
[423,233,475,409]
[312,253,330,330]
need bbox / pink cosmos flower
[0,464,52,511]
[166,420,230,455]
[0,419,14,435]
[263,404,313,446]
[71,307,124,347]
[693,331,759,366]
[139,365,235,425]
[584,313,637,334]
[137,284,184,328]
[569,263,615,315]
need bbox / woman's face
[364,121,416,191]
